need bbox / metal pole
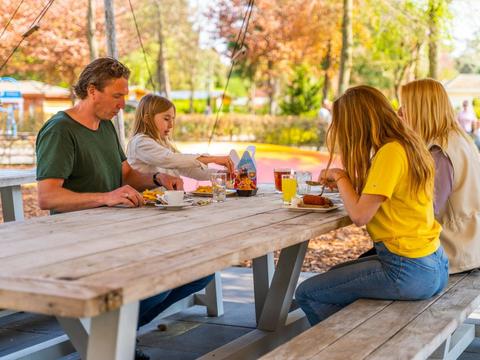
[104,0,126,149]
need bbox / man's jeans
[138,275,214,328]
[295,242,449,325]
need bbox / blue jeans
[138,274,214,328]
[295,242,449,325]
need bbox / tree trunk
[154,0,171,97]
[267,60,277,115]
[322,40,332,102]
[189,80,195,114]
[428,0,439,79]
[337,0,353,96]
[104,0,125,149]
[87,0,98,61]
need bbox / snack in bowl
[301,194,333,208]
[142,189,164,202]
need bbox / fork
[306,180,326,196]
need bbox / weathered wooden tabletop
[0,189,350,319]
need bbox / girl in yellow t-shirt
[295,85,448,326]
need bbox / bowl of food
[236,188,258,197]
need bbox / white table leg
[1,185,24,222]
[86,301,139,360]
[256,241,309,332]
[252,252,275,323]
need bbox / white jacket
[126,134,216,180]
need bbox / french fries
[142,189,164,202]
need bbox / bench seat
[261,271,480,360]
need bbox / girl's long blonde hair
[327,85,434,198]
[400,78,468,148]
[132,94,180,153]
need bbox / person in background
[318,99,332,125]
[457,99,477,135]
[295,85,448,326]
[127,94,234,182]
[400,79,480,274]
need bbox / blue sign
[0,91,22,98]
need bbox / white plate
[189,189,236,197]
[154,202,193,211]
[285,203,342,212]
[285,198,342,212]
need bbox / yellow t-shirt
[362,142,441,258]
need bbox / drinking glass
[274,168,292,192]
[281,174,297,205]
[210,173,227,202]
[295,171,312,195]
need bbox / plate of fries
[190,185,236,197]
[142,189,165,204]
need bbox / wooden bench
[261,271,480,360]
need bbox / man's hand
[104,185,144,207]
[156,173,184,190]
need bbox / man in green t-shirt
[36,58,182,212]
[36,58,212,360]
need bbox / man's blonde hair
[327,85,434,199]
[400,78,467,147]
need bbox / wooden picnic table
[0,168,36,222]
[0,187,351,360]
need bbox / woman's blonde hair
[327,85,434,198]
[132,94,179,152]
[400,78,467,147]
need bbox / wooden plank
[0,191,350,317]
[16,209,305,281]
[261,274,466,360]
[0,277,120,318]
[0,193,279,245]
[0,197,283,274]
[309,274,467,359]
[366,271,480,360]
[260,300,392,360]
[78,211,350,305]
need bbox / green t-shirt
[36,111,127,194]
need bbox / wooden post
[104,0,126,150]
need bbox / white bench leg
[429,323,475,360]
[1,185,24,222]
[204,272,224,317]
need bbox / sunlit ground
[176,142,338,191]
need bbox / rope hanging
[0,0,54,73]
[207,0,255,146]
[127,0,157,92]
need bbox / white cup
[163,190,184,205]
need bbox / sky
[450,0,480,54]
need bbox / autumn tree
[0,0,102,92]
[214,0,341,114]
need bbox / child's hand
[318,168,347,189]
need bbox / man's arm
[37,179,144,213]
[122,161,184,191]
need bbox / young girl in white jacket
[127,94,234,180]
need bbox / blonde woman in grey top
[400,78,480,274]
[127,94,234,180]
